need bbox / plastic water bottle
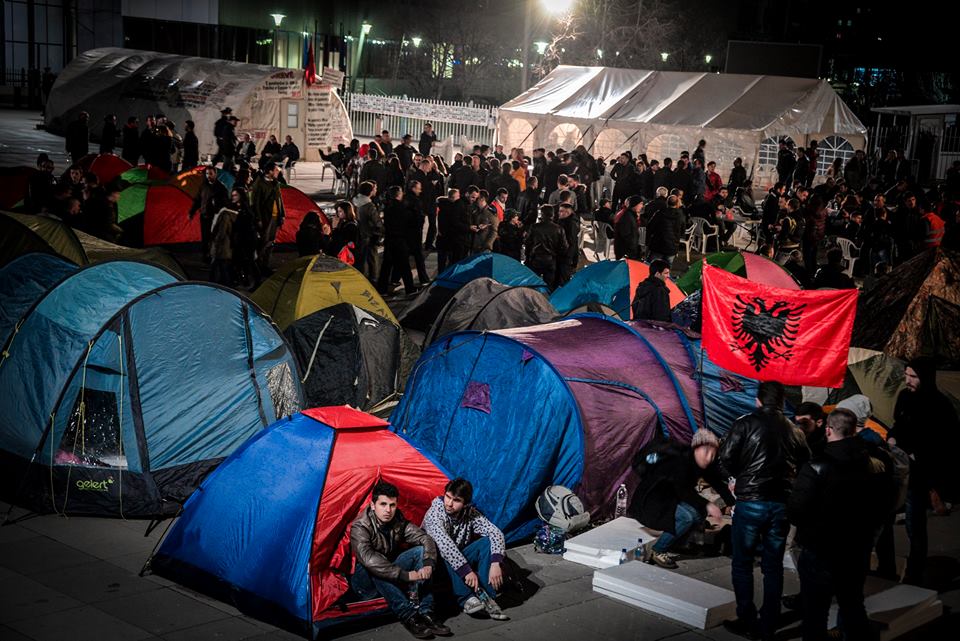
[615,484,628,518]
[619,548,629,565]
[633,537,645,561]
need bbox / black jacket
[121,125,140,164]
[788,437,893,557]
[182,131,199,168]
[614,210,641,259]
[631,277,671,322]
[453,165,480,194]
[543,159,565,199]
[524,220,567,265]
[397,143,416,171]
[646,208,685,256]
[190,179,229,218]
[628,440,734,533]
[99,120,117,154]
[611,164,642,205]
[437,197,471,253]
[719,406,810,503]
[517,188,540,228]
[383,198,411,254]
[495,221,524,260]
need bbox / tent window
[646,134,685,164]
[266,361,301,421]
[816,135,855,175]
[56,389,127,469]
[547,123,581,151]
[592,129,629,159]
[504,119,534,152]
[287,102,299,128]
[758,136,795,168]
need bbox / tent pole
[516,123,539,150]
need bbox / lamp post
[351,21,372,92]
[522,0,577,92]
[270,13,285,67]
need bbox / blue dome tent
[398,253,548,332]
[149,407,449,637]
[0,260,303,517]
[0,253,78,346]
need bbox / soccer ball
[535,485,590,533]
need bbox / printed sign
[349,93,494,127]
[321,67,345,90]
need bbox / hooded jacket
[631,276,671,322]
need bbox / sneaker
[722,618,760,640]
[417,613,452,637]
[648,549,679,569]
[401,615,433,639]
[483,597,510,621]
[462,596,484,615]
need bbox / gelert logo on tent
[76,478,115,492]
[730,295,805,371]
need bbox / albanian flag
[702,264,858,388]
[304,41,317,86]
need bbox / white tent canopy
[46,48,352,163]
[497,66,866,188]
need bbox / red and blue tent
[150,406,449,637]
[550,259,686,320]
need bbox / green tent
[676,251,800,294]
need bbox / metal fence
[343,92,497,149]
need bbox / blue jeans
[444,537,497,606]
[653,502,700,553]
[351,546,434,621]
[731,501,789,637]
[904,482,928,582]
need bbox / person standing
[378,185,416,294]
[182,121,199,171]
[99,114,118,155]
[121,117,140,165]
[249,162,285,274]
[211,107,233,168]
[405,180,431,286]
[789,408,890,641]
[419,123,437,157]
[353,180,383,281]
[631,259,673,322]
[188,166,230,263]
[646,195,685,266]
[65,112,90,164]
[523,205,567,289]
[889,357,960,585]
[436,188,469,271]
[421,478,510,622]
[350,481,451,639]
[613,195,643,260]
[719,382,810,641]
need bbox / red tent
[141,186,198,245]
[0,166,36,209]
[278,186,326,244]
[78,153,133,185]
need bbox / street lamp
[704,54,713,65]
[411,36,422,47]
[541,0,575,16]
[660,52,669,62]
[534,41,548,55]
[351,22,373,92]
[270,14,286,67]
[596,49,603,59]
[361,22,372,35]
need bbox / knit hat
[690,429,719,450]
[836,394,872,430]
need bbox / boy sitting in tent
[350,480,451,639]
[422,478,511,622]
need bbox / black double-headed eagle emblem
[730,295,805,371]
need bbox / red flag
[701,263,857,387]
[304,41,317,86]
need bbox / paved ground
[2,497,958,641]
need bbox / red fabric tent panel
[279,186,323,244]
[742,252,801,290]
[0,166,36,209]
[80,154,133,185]
[137,164,171,180]
[310,428,449,622]
[303,406,391,430]
[143,186,199,245]
[625,259,685,316]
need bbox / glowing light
[411,36,422,47]
[541,0,575,15]
[660,52,670,62]
[361,22,372,35]
[534,41,548,55]
[704,54,713,64]
[269,13,285,27]
[596,49,603,59]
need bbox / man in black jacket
[646,195,685,266]
[789,408,888,641]
[437,188,470,270]
[630,430,734,569]
[189,166,229,262]
[524,205,567,289]
[99,114,118,155]
[516,176,540,228]
[631,259,672,322]
[182,121,199,171]
[719,382,810,641]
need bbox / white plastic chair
[836,237,859,277]
[593,221,614,261]
[679,222,698,262]
[691,217,720,255]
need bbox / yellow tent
[251,255,396,330]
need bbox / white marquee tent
[45,48,352,163]
[497,66,867,189]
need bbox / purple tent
[392,315,701,539]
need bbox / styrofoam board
[563,517,661,564]
[562,548,622,569]
[593,561,736,629]
[827,584,940,637]
[882,601,942,640]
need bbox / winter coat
[628,440,734,533]
[631,277,671,322]
[471,205,499,253]
[453,165,480,194]
[718,406,811,503]
[437,197,471,253]
[99,120,118,154]
[249,176,285,230]
[524,220,567,265]
[516,188,540,228]
[614,209,641,259]
[353,194,383,245]
[182,131,199,168]
[421,497,505,577]
[295,212,327,256]
[788,437,894,557]
[210,207,237,260]
[350,507,438,581]
[611,163,643,205]
[383,198,411,255]
[646,208,685,256]
[496,221,524,260]
[190,179,229,219]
